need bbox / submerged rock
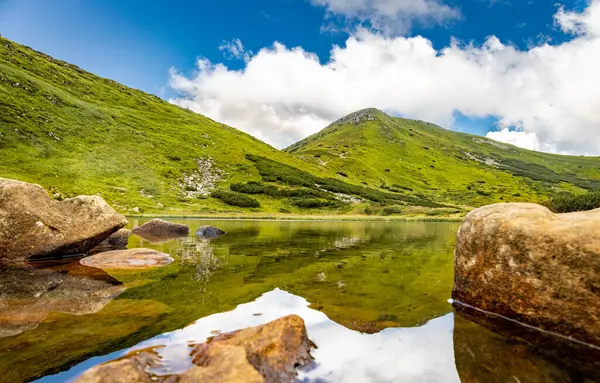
[88,229,132,255]
[195,225,226,240]
[132,219,189,243]
[75,315,314,383]
[452,203,600,378]
[80,248,173,270]
[0,261,125,337]
[0,178,127,261]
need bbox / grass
[2,36,600,217]
[285,109,600,210]
[212,190,261,208]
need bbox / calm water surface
[0,219,589,382]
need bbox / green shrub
[382,206,403,216]
[212,190,260,208]
[230,181,265,194]
[246,154,443,208]
[290,197,337,208]
[543,192,600,213]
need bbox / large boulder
[0,179,127,261]
[75,315,314,383]
[88,229,131,255]
[452,203,600,377]
[80,248,173,270]
[132,218,189,243]
[196,225,226,240]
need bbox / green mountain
[0,37,338,215]
[2,36,599,217]
[286,108,600,210]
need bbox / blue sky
[1,0,598,152]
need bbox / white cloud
[169,1,600,154]
[554,1,600,36]
[485,129,555,152]
[309,0,460,35]
[218,38,250,61]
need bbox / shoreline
[125,214,466,222]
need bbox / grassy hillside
[3,36,598,217]
[286,108,600,211]
[0,37,405,216]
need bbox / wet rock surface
[88,229,131,255]
[80,248,174,270]
[0,178,127,261]
[0,261,125,337]
[132,219,189,243]
[195,225,226,240]
[75,348,162,383]
[452,203,600,379]
[75,314,314,383]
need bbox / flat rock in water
[132,219,189,242]
[88,229,131,255]
[0,178,127,261]
[80,248,174,269]
[75,314,314,383]
[452,203,600,378]
[195,225,226,240]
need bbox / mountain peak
[331,108,385,126]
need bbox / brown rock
[80,248,174,269]
[0,261,125,337]
[180,345,264,383]
[74,315,314,383]
[0,178,127,261]
[132,219,189,243]
[88,229,132,255]
[452,203,600,378]
[188,314,314,383]
[75,347,162,383]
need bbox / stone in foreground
[452,203,600,377]
[75,314,314,383]
[0,178,127,261]
[132,218,189,243]
[195,225,226,240]
[75,348,162,383]
[80,248,173,269]
[88,229,132,255]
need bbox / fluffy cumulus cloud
[309,0,460,35]
[169,1,600,154]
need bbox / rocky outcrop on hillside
[0,178,127,261]
[331,108,382,126]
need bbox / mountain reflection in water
[37,289,591,383]
[0,220,596,383]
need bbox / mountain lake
[0,219,592,382]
